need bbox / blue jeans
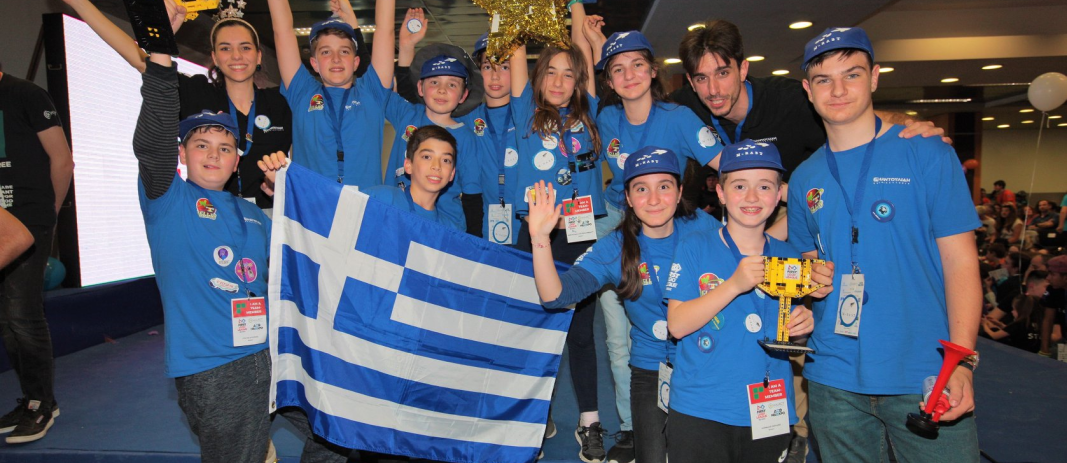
[807,380,979,463]
[630,366,666,463]
[595,202,632,431]
[0,229,55,405]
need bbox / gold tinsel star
[473,0,571,64]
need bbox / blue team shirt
[365,185,464,232]
[139,174,271,378]
[665,231,798,426]
[511,82,605,216]
[787,124,981,395]
[281,65,391,188]
[574,210,721,370]
[597,102,721,208]
[459,103,522,240]
[383,91,481,231]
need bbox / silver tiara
[213,0,247,21]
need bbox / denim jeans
[807,380,979,463]
[595,202,633,431]
[175,349,272,463]
[0,228,55,405]
[630,365,666,463]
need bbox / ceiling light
[294,27,312,36]
[1059,123,1067,127]
[688,23,705,31]
[981,117,995,121]
[1022,120,1035,124]
[982,64,1002,70]
[906,98,973,104]
[664,58,681,64]
[747,56,765,62]
[941,77,959,83]
[997,124,1010,128]
[1020,109,1035,113]
[789,21,813,29]
[905,110,918,116]
[879,67,894,73]
[772,70,789,76]
[1050,115,1063,119]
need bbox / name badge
[488,203,513,245]
[232,297,267,347]
[562,195,596,243]
[657,362,673,414]
[747,378,790,440]
[834,274,864,337]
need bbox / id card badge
[488,203,514,245]
[834,274,864,337]
[657,362,673,413]
[232,297,267,347]
[562,195,596,243]
[746,379,790,440]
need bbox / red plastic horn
[906,340,976,437]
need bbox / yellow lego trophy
[756,257,825,354]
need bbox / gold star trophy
[756,257,825,354]
[473,0,571,64]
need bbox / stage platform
[0,300,1063,461]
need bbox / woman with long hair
[993,203,1024,245]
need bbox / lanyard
[708,81,752,146]
[405,188,441,224]
[824,116,882,274]
[322,85,354,182]
[619,102,657,154]
[228,91,257,195]
[488,105,513,203]
[720,225,776,376]
[558,107,579,199]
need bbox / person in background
[992,180,1016,206]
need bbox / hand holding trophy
[757,257,826,354]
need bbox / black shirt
[178,74,292,208]
[670,76,826,180]
[0,74,63,234]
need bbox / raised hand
[527,181,562,244]
[257,151,290,196]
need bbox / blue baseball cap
[718,139,785,173]
[623,146,681,184]
[421,54,469,80]
[802,27,873,71]
[595,31,654,71]
[474,33,489,56]
[179,111,238,143]
[310,18,358,48]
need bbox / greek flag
[267,163,572,463]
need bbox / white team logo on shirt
[698,126,717,148]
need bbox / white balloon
[1028,72,1067,112]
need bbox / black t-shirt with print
[0,74,63,233]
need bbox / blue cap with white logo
[623,146,681,184]
[310,18,358,48]
[718,139,785,173]
[474,33,489,55]
[595,31,654,71]
[421,54,469,80]
[802,27,873,71]
[179,110,239,144]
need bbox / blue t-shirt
[459,103,522,240]
[281,65,391,188]
[787,124,981,395]
[383,91,481,232]
[511,82,605,217]
[364,185,464,232]
[597,102,721,208]
[574,210,721,370]
[665,230,798,427]
[139,174,271,378]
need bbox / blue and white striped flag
[267,163,573,463]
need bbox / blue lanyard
[405,188,440,224]
[824,116,882,273]
[708,81,752,146]
[322,85,354,183]
[488,105,513,203]
[619,102,657,155]
[227,91,256,195]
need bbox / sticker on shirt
[607,138,621,158]
[556,168,572,186]
[395,167,405,178]
[254,115,271,130]
[235,258,258,284]
[542,135,559,151]
[871,200,895,223]
[572,121,585,133]
[473,118,487,136]
[524,185,535,204]
[196,198,217,220]
[570,138,582,154]
[639,262,652,286]
[617,152,630,170]
[745,313,762,333]
[308,94,325,112]
[698,126,718,148]
[213,246,234,267]
[698,272,724,296]
[652,320,668,341]
[402,125,418,141]
[696,332,715,353]
[504,148,518,167]
[755,287,766,299]
[209,277,239,294]
[806,188,824,214]
[533,150,555,171]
